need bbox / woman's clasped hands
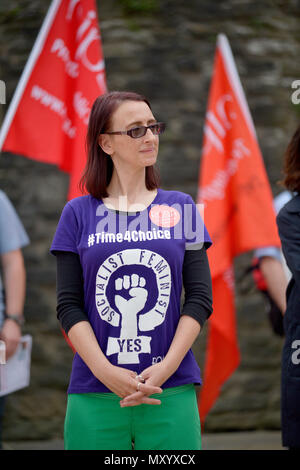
[119,361,173,408]
[98,357,175,407]
[98,363,161,407]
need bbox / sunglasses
[102,122,166,139]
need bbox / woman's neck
[106,169,150,203]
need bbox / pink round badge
[149,205,181,228]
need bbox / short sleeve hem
[184,194,212,251]
[50,202,80,256]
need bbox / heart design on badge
[149,205,181,228]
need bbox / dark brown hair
[79,91,161,199]
[280,124,300,193]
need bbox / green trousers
[64,384,201,450]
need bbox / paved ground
[3,431,284,450]
[202,431,284,450]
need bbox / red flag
[0,0,107,200]
[197,34,281,423]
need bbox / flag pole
[217,34,256,138]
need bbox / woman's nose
[144,127,156,141]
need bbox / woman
[276,124,300,450]
[51,91,213,450]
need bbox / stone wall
[0,0,299,440]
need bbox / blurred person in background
[0,190,29,449]
[251,190,292,337]
[276,124,300,450]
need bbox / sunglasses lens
[151,123,165,135]
[151,124,159,135]
[129,123,166,138]
[130,127,146,138]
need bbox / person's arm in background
[254,191,293,316]
[0,249,26,358]
[0,191,29,359]
[254,245,288,316]
[259,256,288,315]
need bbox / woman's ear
[98,134,113,155]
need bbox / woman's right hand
[98,363,162,403]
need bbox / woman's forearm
[67,321,111,379]
[162,315,201,375]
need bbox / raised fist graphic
[115,274,148,338]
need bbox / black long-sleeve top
[54,248,213,335]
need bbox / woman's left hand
[120,361,173,407]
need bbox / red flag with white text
[197,34,281,423]
[0,0,106,200]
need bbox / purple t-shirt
[50,188,212,394]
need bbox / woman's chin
[140,153,157,166]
